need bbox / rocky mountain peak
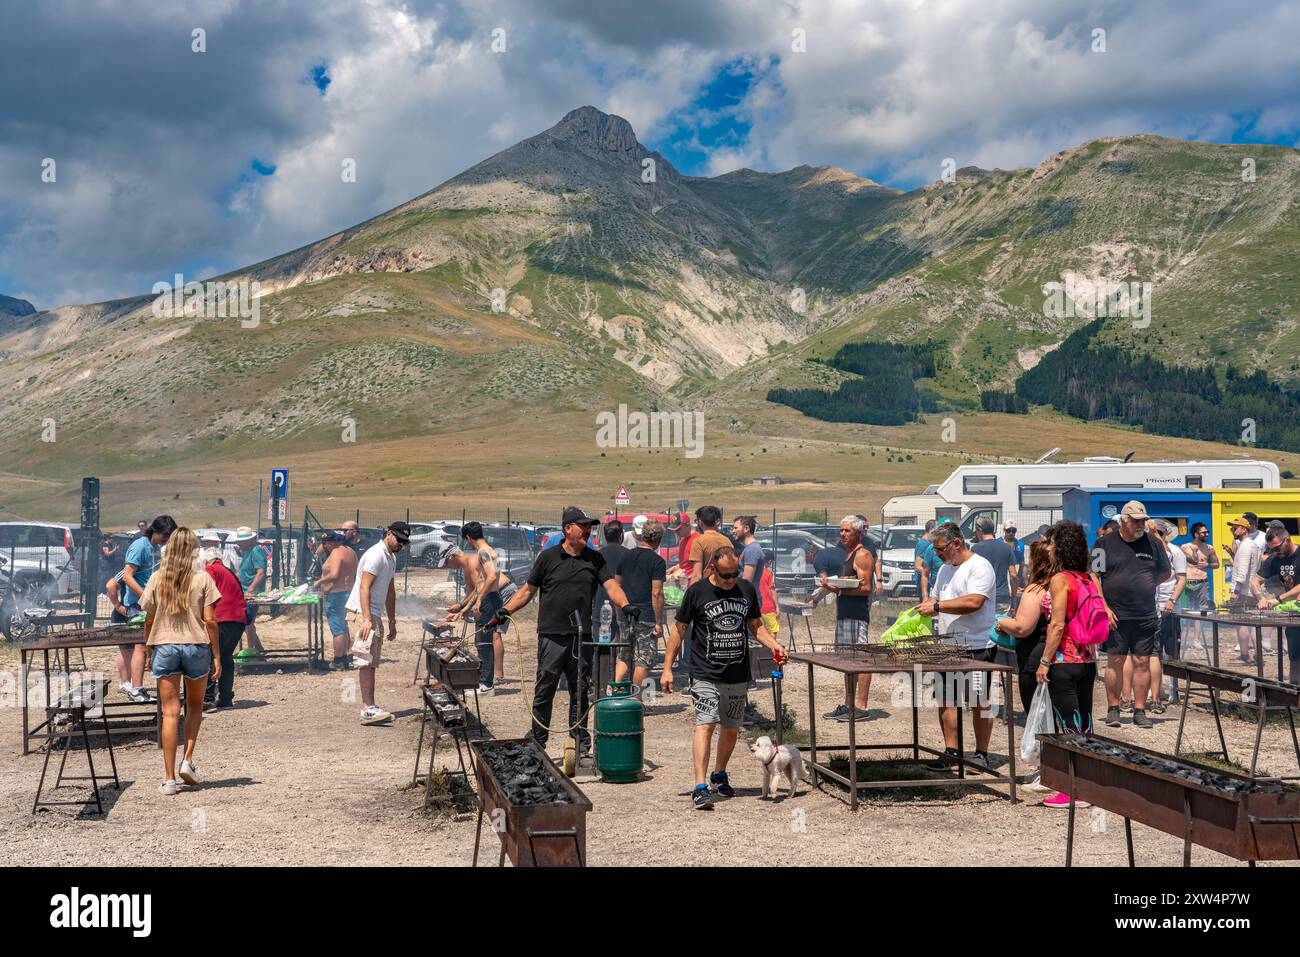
[0,294,36,318]
[548,106,641,157]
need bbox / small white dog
[750,735,803,799]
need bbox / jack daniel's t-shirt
[1259,547,1299,598]
[675,578,760,684]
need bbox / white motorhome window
[963,475,997,495]
[1222,479,1264,489]
[1019,485,1075,510]
[1185,475,1202,488]
[1107,484,1142,489]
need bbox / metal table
[1165,659,1300,780]
[778,599,816,651]
[18,625,146,755]
[242,598,325,672]
[790,649,1018,810]
[1172,608,1300,682]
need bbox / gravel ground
[3,584,1297,867]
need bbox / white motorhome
[881,486,963,526]
[936,457,1281,539]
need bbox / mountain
[2,107,1298,476]
[0,294,35,319]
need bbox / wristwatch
[1039,658,1051,666]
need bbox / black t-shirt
[527,545,613,635]
[617,546,666,619]
[675,578,760,684]
[1096,531,1170,621]
[600,543,630,577]
[813,545,844,576]
[1259,547,1299,597]
[971,538,1015,603]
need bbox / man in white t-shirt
[345,521,409,725]
[914,522,998,770]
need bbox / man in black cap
[490,507,636,755]
[344,520,409,725]
[1258,521,1300,682]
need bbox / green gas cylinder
[595,681,643,783]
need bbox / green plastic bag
[880,607,934,645]
[1275,600,1300,614]
[664,586,685,607]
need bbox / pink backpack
[1065,572,1109,646]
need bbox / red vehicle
[600,511,684,563]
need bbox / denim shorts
[151,643,213,680]
[325,591,349,636]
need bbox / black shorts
[1157,613,1180,660]
[1106,617,1158,657]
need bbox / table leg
[911,667,919,761]
[845,673,858,812]
[1277,627,1285,684]
[21,650,30,755]
[1125,817,1135,867]
[806,662,818,787]
[1004,671,1017,803]
[1256,627,1264,679]
[1212,622,1220,669]
[1066,752,1077,867]
[1174,675,1191,757]
[1288,706,1300,777]
[1251,690,1267,777]
[955,682,965,780]
[1182,790,1193,867]
[1209,689,1231,763]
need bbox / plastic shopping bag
[350,622,376,667]
[880,607,934,645]
[1020,682,1055,764]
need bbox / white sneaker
[178,760,199,786]
[126,686,152,704]
[159,780,178,795]
[1023,772,1054,793]
[477,683,495,696]
[119,681,132,696]
[360,705,393,725]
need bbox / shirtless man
[447,522,506,694]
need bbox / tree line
[1015,319,1300,453]
[767,342,944,425]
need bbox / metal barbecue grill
[1173,607,1300,681]
[1040,732,1300,866]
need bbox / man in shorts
[1180,522,1218,651]
[1094,501,1170,729]
[661,548,786,810]
[820,515,876,723]
[1257,521,1300,683]
[314,531,358,670]
[915,521,998,769]
[615,519,667,691]
[345,521,408,725]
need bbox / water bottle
[599,605,612,644]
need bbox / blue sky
[1,0,1297,309]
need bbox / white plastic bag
[1020,682,1055,764]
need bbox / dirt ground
[3,576,1296,867]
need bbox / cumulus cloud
[0,0,1295,309]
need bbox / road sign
[615,484,630,506]
[268,469,289,522]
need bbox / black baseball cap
[387,521,411,543]
[561,506,597,527]
[1266,520,1288,537]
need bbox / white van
[935,458,1281,540]
[0,522,82,599]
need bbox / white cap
[632,514,648,532]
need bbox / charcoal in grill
[478,741,573,805]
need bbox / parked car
[481,523,533,585]
[753,528,829,575]
[408,521,462,567]
[878,525,927,597]
[0,521,82,599]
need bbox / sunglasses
[716,571,739,580]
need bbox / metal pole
[256,479,263,534]
[404,507,411,596]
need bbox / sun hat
[232,526,257,542]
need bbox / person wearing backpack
[1036,520,1106,809]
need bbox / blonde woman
[141,527,221,794]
